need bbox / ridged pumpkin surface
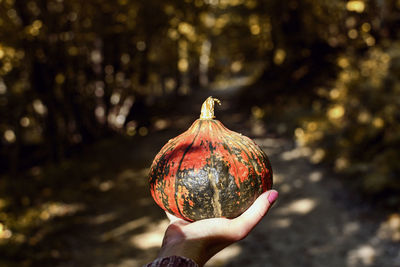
[149,117,273,221]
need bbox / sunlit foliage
[298,43,400,197]
[0,0,272,172]
[290,0,400,201]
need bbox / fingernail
[267,190,278,205]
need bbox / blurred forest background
[0,0,400,266]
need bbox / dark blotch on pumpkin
[177,155,261,220]
[177,168,215,220]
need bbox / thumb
[230,190,278,240]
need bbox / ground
[1,86,399,267]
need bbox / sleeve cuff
[143,255,199,267]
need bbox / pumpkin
[149,97,273,221]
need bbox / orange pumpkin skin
[149,117,273,221]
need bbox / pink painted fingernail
[267,190,278,205]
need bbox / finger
[165,211,180,222]
[165,211,191,227]
[230,189,278,240]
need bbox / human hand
[157,190,279,266]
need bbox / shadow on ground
[0,129,183,267]
[213,135,400,267]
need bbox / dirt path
[213,137,400,267]
[7,86,398,267]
